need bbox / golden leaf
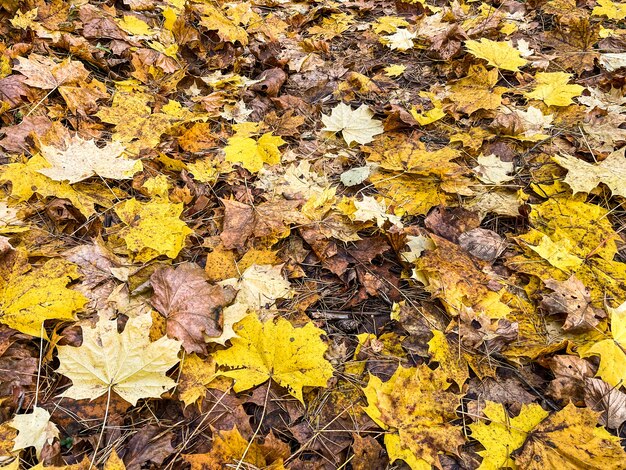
[213,314,334,403]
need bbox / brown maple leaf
[150,263,236,354]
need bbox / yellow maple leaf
[213,314,334,403]
[183,427,289,470]
[114,197,192,263]
[592,0,626,20]
[57,314,181,406]
[526,72,584,107]
[384,64,407,77]
[580,302,626,388]
[0,154,114,217]
[362,365,464,469]
[410,91,446,125]
[103,449,126,470]
[514,403,626,468]
[470,401,549,470]
[447,64,508,115]
[196,3,248,44]
[465,39,527,71]
[117,15,156,36]
[9,407,59,460]
[224,132,285,173]
[177,354,224,407]
[0,252,87,337]
[427,330,469,389]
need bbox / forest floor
[0,0,626,469]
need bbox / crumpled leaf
[9,407,59,460]
[465,39,527,71]
[37,135,141,184]
[321,103,383,145]
[114,197,192,263]
[57,314,182,406]
[150,263,236,354]
[362,365,464,470]
[553,147,626,198]
[213,313,334,403]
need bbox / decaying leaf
[362,365,464,470]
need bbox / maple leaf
[321,103,384,145]
[362,365,464,469]
[428,330,469,389]
[473,154,515,185]
[541,275,604,331]
[446,65,508,115]
[57,314,182,406]
[224,132,285,173]
[150,263,236,354]
[553,148,626,197]
[580,302,626,389]
[113,197,192,263]
[514,403,626,468]
[37,135,141,184]
[592,0,626,20]
[183,427,289,470]
[213,314,334,403]
[470,401,549,470]
[465,39,527,71]
[382,29,417,51]
[177,354,222,407]
[9,407,59,459]
[352,195,403,228]
[526,72,584,107]
[0,252,87,337]
[0,154,113,217]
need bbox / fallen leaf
[113,197,193,263]
[526,72,584,107]
[465,39,527,71]
[37,135,141,184]
[9,407,59,460]
[470,401,549,470]
[150,263,236,354]
[321,103,384,145]
[553,147,626,198]
[213,314,334,403]
[362,365,464,470]
[514,403,626,468]
[0,252,87,337]
[56,314,182,405]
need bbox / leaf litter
[0,0,625,468]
